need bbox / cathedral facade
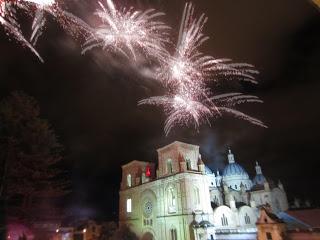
[118,141,288,240]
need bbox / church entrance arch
[141,232,154,240]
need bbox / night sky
[1,0,320,220]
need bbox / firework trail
[54,8,94,41]
[28,0,94,46]
[28,1,56,47]
[139,93,213,135]
[0,0,57,62]
[139,2,266,135]
[82,0,170,60]
[24,0,57,46]
[1,0,93,61]
[0,0,44,62]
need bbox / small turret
[230,195,236,210]
[250,200,257,208]
[198,154,205,174]
[216,170,222,187]
[294,198,301,208]
[255,161,262,175]
[278,180,284,191]
[253,161,267,185]
[240,182,246,193]
[227,148,235,164]
[305,199,311,208]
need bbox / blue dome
[253,174,266,185]
[205,166,213,175]
[222,163,249,177]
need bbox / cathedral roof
[222,162,249,178]
[205,165,213,175]
[199,220,214,228]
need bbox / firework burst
[139,93,213,135]
[82,0,170,59]
[0,0,267,136]
[139,2,266,135]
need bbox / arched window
[266,232,272,240]
[170,228,177,240]
[245,213,251,224]
[194,187,200,205]
[169,188,176,207]
[167,159,173,174]
[168,186,176,212]
[127,174,132,187]
[186,159,191,170]
[126,198,132,213]
[221,214,228,226]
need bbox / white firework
[139,2,266,135]
[82,0,170,59]
[0,0,44,62]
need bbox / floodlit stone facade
[119,141,289,240]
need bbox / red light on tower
[146,166,151,177]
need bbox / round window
[144,200,153,217]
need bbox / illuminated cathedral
[119,141,289,240]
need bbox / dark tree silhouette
[0,91,68,219]
[98,221,117,240]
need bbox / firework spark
[0,0,83,62]
[24,0,57,46]
[0,0,44,62]
[54,8,94,41]
[82,0,170,59]
[139,2,266,135]
[24,0,55,7]
[139,93,213,135]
